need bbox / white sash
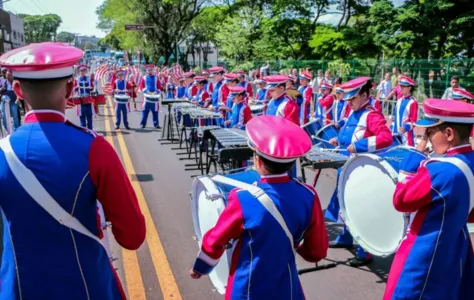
[0,136,103,245]
[212,175,295,254]
[427,157,474,213]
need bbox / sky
[3,0,105,37]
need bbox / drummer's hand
[329,138,338,146]
[398,127,405,134]
[224,120,231,126]
[189,269,202,279]
[347,144,356,153]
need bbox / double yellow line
[102,97,182,300]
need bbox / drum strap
[212,175,295,255]
[427,157,474,213]
[0,136,104,246]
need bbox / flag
[170,63,183,83]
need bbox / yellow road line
[107,96,183,300]
[103,100,147,300]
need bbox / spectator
[291,68,300,88]
[391,67,399,88]
[1,70,20,131]
[260,61,270,76]
[323,70,333,84]
[442,76,464,99]
[377,72,393,100]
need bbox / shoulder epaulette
[65,120,98,137]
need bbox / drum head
[338,154,406,257]
[191,177,230,295]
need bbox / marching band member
[175,77,186,98]
[333,86,350,127]
[316,82,335,124]
[130,80,138,111]
[298,72,313,125]
[369,83,382,113]
[207,67,226,126]
[73,64,95,130]
[255,79,268,104]
[452,88,474,104]
[391,75,418,146]
[327,76,393,267]
[264,75,299,125]
[190,115,328,300]
[237,71,253,98]
[383,99,474,300]
[285,76,304,109]
[451,88,474,147]
[222,73,239,120]
[166,75,175,99]
[192,76,211,108]
[183,71,198,99]
[138,64,162,129]
[90,72,100,116]
[112,69,132,130]
[224,86,252,129]
[0,42,146,300]
[208,66,225,109]
[201,69,214,96]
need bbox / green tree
[84,42,94,50]
[18,14,62,43]
[57,31,75,44]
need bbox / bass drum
[338,146,427,257]
[191,169,260,294]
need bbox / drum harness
[211,175,296,255]
[0,136,109,252]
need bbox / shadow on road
[324,222,392,284]
[131,174,154,182]
[131,128,161,133]
[96,130,132,136]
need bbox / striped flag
[170,63,182,83]
[95,64,108,81]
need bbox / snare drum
[191,169,261,294]
[302,119,324,145]
[250,104,264,116]
[94,94,106,105]
[338,146,427,257]
[315,123,339,148]
[114,94,130,103]
[70,96,94,105]
[144,93,161,100]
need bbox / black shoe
[141,125,145,129]
[348,256,373,267]
[155,125,161,129]
[115,126,119,130]
[125,126,131,130]
[329,240,352,249]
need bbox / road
[62,60,474,300]
[64,94,392,300]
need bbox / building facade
[74,35,101,49]
[9,12,25,49]
[0,9,12,54]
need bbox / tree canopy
[57,31,75,44]
[18,14,62,44]
[96,0,474,63]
